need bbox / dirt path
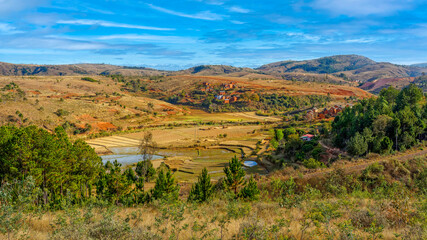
[301,148,427,181]
[226,112,282,122]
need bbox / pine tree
[188,168,213,202]
[151,169,179,201]
[239,175,260,200]
[347,132,368,156]
[223,155,245,195]
[135,160,155,182]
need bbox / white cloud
[57,19,174,31]
[231,20,245,24]
[97,34,197,43]
[228,6,251,13]
[0,0,48,15]
[147,4,225,20]
[343,38,377,43]
[193,0,226,6]
[3,36,106,50]
[0,23,23,34]
[311,0,413,16]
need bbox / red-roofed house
[300,134,315,141]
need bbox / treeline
[332,84,426,156]
[177,92,331,113]
[0,125,102,207]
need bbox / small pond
[243,161,258,167]
[101,147,163,165]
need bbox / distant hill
[0,62,167,76]
[411,63,427,68]
[1,55,426,92]
[360,77,416,93]
[257,55,427,83]
[176,65,256,75]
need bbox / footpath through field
[301,148,427,181]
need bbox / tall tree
[239,175,260,201]
[136,131,157,182]
[151,169,180,201]
[188,168,213,202]
[223,155,245,195]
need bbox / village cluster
[201,82,239,104]
[305,105,348,121]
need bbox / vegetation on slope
[332,84,426,155]
[258,55,427,84]
[1,129,426,239]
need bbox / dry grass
[10,195,423,240]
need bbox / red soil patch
[48,93,79,99]
[108,108,119,113]
[77,114,97,121]
[91,122,117,131]
[27,90,41,95]
[360,77,415,92]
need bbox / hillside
[0,75,186,136]
[176,65,256,76]
[1,55,426,93]
[0,62,167,76]
[257,55,427,83]
[411,63,427,68]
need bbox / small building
[300,134,315,141]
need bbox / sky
[0,0,426,70]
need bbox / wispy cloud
[228,6,251,13]
[147,4,225,20]
[311,0,413,16]
[193,0,226,6]
[57,19,175,31]
[1,34,194,59]
[0,23,24,34]
[0,0,48,15]
[97,34,197,43]
[231,20,245,25]
[2,36,106,50]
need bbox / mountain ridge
[1,55,426,91]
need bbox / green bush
[302,158,325,169]
[81,77,98,83]
[239,176,260,201]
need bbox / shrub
[350,209,387,230]
[54,108,70,117]
[302,158,325,169]
[239,176,260,201]
[81,77,98,83]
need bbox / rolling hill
[0,62,167,76]
[411,63,427,68]
[257,55,427,83]
[1,55,426,92]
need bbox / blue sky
[0,0,426,70]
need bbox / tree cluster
[332,85,426,156]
